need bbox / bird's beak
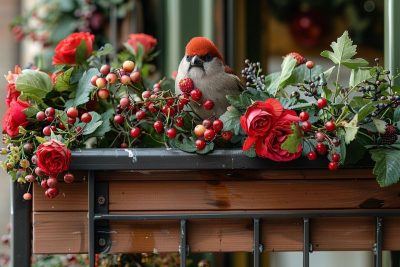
[190,55,204,68]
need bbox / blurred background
[0,0,388,266]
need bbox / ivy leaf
[16,69,53,101]
[349,68,372,87]
[281,123,302,153]
[75,40,88,64]
[93,109,114,136]
[77,111,102,135]
[370,148,400,187]
[70,68,99,107]
[170,137,197,153]
[220,108,242,135]
[343,114,359,144]
[55,68,74,92]
[372,118,387,134]
[320,31,368,69]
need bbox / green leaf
[23,107,40,118]
[372,118,387,134]
[320,31,368,69]
[343,114,359,144]
[171,137,197,153]
[77,111,102,135]
[281,123,302,153]
[75,40,88,64]
[370,148,400,187]
[323,66,335,81]
[344,132,373,165]
[71,68,99,107]
[226,94,252,111]
[358,102,377,121]
[220,108,242,135]
[35,136,47,144]
[394,107,400,122]
[265,56,297,96]
[93,109,114,136]
[94,43,114,57]
[349,68,372,87]
[243,146,256,157]
[55,68,74,92]
[16,69,53,101]
[196,142,215,155]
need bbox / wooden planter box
[31,149,400,255]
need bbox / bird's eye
[186,55,191,62]
[202,54,212,62]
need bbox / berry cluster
[193,118,232,150]
[241,59,266,90]
[178,78,215,110]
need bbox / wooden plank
[109,180,400,211]
[33,212,400,253]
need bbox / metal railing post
[88,171,95,267]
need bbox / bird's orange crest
[185,37,223,60]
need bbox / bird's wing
[224,65,244,91]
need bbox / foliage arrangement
[2,31,400,203]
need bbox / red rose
[254,110,302,161]
[52,32,95,65]
[5,66,22,107]
[240,98,284,150]
[2,99,31,137]
[36,140,71,177]
[126,33,157,54]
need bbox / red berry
[175,117,184,127]
[46,116,55,123]
[316,143,327,155]
[45,107,55,117]
[123,60,135,72]
[75,126,83,134]
[114,114,125,125]
[120,97,130,109]
[195,139,206,150]
[299,111,309,122]
[106,73,117,84]
[68,117,76,125]
[162,105,176,117]
[36,111,46,121]
[47,177,58,188]
[203,99,214,110]
[50,125,56,132]
[306,61,314,69]
[166,97,175,106]
[307,151,317,160]
[331,153,340,162]
[35,167,44,177]
[43,126,51,136]
[301,121,312,132]
[166,128,177,139]
[67,107,78,118]
[45,187,59,199]
[120,143,128,148]
[100,65,110,75]
[286,52,306,65]
[204,129,216,141]
[40,179,48,189]
[25,174,36,183]
[212,119,224,133]
[120,75,131,85]
[179,78,194,93]
[190,89,202,101]
[81,113,92,123]
[325,121,336,132]
[63,173,75,183]
[129,127,140,138]
[97,88,110,99]
[153,83,161,90]
[130,71,141,83]
[202,119,212,129]
[315,132,325,142]
[90,75,99,86]
[23,192,32,201]
[317,98,327,109]
[148,103,157,113]
[136,110,146,120]
[328,162,338,171]
[58,123,66,130]
[153,120,164,133]
[96,77,107,88]
[178,98,189,109]
[142,90,151,99]
[221,131,233,141]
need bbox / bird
[175,37,242,120]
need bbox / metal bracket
[253,218,263,267]
[303,218,311,267]
[374,217,383,267]
[94,181,110,253]
[179,220,188,267]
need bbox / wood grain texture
[33,212,400,253]
[109,180,400,211]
